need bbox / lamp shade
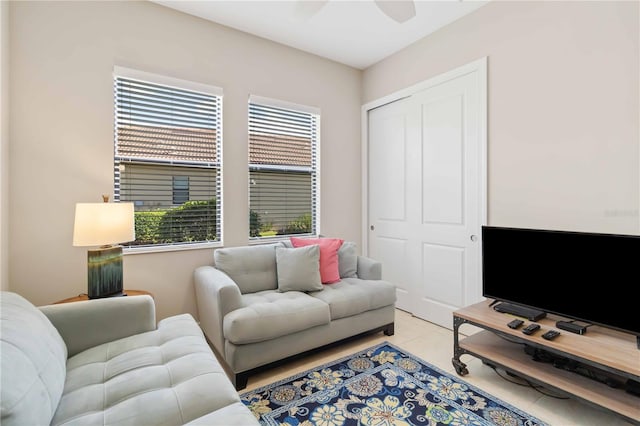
[73,202,135,247]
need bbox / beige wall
[1,0,9,291]
[9,1,362,319]
[363,1,639,235]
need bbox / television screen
[482,225,640,336]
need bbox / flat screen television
[481,225,640,337]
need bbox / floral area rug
[240,341,548,426]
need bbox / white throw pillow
[276,245,323,292]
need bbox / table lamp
[73,196,135,299]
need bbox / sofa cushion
[290,237,344,284]
[214,243,282,294]
[276,245,323,292]
[285,240,358,278]
[1,292,68,426]
[309,278,396,320]
[338,241,358,278]
[51,314,242,426]
[223,291,330,344]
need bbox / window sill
[248,236,290,246]
[123,241,223,255]
[248,234,317,246]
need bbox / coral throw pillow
[290,237,344,284]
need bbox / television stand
[452,300,640,424]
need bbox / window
[248,96,319,239]
[172,176,189,205]
[114,67,222,247]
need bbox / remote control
[542,330,561,340]
[522,323,540,335]
[507,319,524,329]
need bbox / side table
[54,290,153,304]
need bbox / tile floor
[244,309,636,426]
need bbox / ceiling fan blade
[374,0,416,23]
[294,0,329,20]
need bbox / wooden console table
[452,300,640,424]
[54,290,153,304]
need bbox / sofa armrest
[194,265,243,355]
[184,402,260,425]
[39,295,156,357]
[357,256,382,280]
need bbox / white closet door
[367,97,416,313]
[367,60,486,329]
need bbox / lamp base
[87,245,125,299]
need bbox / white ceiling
[151,0,489,69]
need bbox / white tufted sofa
[0,291,259,426]
[195,241,396,390]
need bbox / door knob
[370,225,375,231]
[470,234,477,242]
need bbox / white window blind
[114,70,222,247]
[248,99,319,239]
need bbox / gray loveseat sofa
[194,241,396,390]
[0,291,259,426]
